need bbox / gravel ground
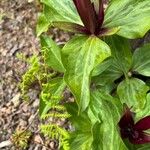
[0,0,150,150]
[0,0,58,149]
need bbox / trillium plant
[33,0,150,149]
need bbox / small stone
[42,147,47,150]
[49,141,55,149]
[18,119,28,128]
[34,134,43,144]
[28,0,34,3]
[28,114,35,124]
[32,99,39,108]
[22,103,29,113]
[11,93,20,107]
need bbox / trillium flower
[53,0,118,37]
[72,0,105,35]
[118,105,150,144]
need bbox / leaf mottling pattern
[104,0,150,38]
[62,36,111,112]
[41,0,82,24]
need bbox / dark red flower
[118,105,150,144]
[73,0,104,35]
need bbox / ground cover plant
[20,0,150,149]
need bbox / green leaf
[62,36,111,112]
[40,35,65,72]
[105,35,132,75]
[52,22,85,34]
[62,35,88,54]
[104,0,150,39]
[41,0,82,25]
[137,144,150,150]
[36,13,50,36]
[65,92,127,150]
[117,78,149,112]
[89,91,127,150]
[92,58,122,86]
[92,57,112,77]
[65,103,93,150]
[92,36,132,86]
[136,93,150,120]
[99,27,120,37]
[132,44,150,77]
[39,77,66,116]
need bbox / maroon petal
[94,0,104,35]
[73,0,96,34]
[129,132,150,144]
[98,0,104,27]
[134,116,150,131]
[118,105,134,129]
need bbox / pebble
[11,93,20,107]
[22,103,29,113]
[34,134,43,144]
[18,119,28,127]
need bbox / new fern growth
[40,121,70,150]
[18,53,56,101]
[19,52,71,150]
[19,54,41,101]
[40,85,71,150]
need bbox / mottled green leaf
[62,35,88,54]
[89,91,127,150]
[132,44,150,77]
[62,35,111,112]
[117,78,149,112]
[105,35,132,75]
[36,13,50,36]
[99,27,120,37]
[52,22,85,34]
[65,91,127,150]
[136,93,150,120]
[92,36,132,86]
[92,57,112,77]
[41,0,82,25]
[104,0,150,39]
[65,103,93,150]
[92,58,122,86]
[40,35,65,72]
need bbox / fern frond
[41,112,71,119]
[40,81,64,110]
[52,105,66,111]
[40,92,62,108]
[40,123,70,150]
[61,139,70,150]
[40,124,70,139]
[18,52,70,150]
[19,54,56,101]
[19,55,40,101]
